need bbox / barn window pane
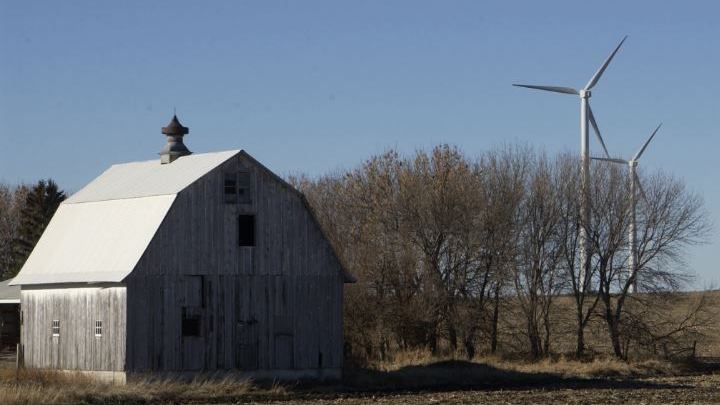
[95,320,103,337]
[52,319,60,336]
[238,171,252,204]
[224,173,238,203]
[238,215,255,246]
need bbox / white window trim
[94,320,103,337]
[52,319,60,337]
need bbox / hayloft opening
[238,215,255,246]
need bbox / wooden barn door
[273,276,294,370]
[235,277,259,371]
[181,276,205,371]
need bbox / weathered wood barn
[11,116,353,382]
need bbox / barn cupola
[160,114,191,164]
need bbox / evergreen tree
[9,179,65,277]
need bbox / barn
[11,116,354,383]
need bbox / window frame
[52,319,60,337]
[237,171,252,204]
[94,320,103,337]
[224,172,238,203]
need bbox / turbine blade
[512,84,579,95]
[633,123,662,161]
[587,104,611,159]
[584,36,628,90]
[634,171,649,204]
[592,157,628,164]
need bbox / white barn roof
[12,151,239,286]
[67,150,239,203]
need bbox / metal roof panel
[66,150,239,203]
[11,195,176,285]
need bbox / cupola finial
[160,114,191,164]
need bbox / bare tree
[590,165,711,359]
[511,153,564,358]
[555,154,601,357]
[478,145,529,354]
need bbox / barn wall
[126,154,344,373]
[20,285,126,371]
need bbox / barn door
[273,276,294,370]
[235,278,258,370]
[181,276,205,371]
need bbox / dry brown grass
[0,365,287,405]
[369,348,682,379]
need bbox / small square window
[52,319,60,337]
[95,320,103,337]
[238,215,255,246]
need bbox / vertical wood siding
[21,285,126,371]
[126,154,345,372]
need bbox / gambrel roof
[12,150,354,286]
[12,151,239,286]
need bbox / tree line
[0,179,66,280]
[291,143,713,361]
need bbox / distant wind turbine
[592,124,662,294]
[513,36,628,292]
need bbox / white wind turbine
[513,36,627,292]
[592,124,662,293]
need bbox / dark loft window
[238,215,255,246]
[182,309,201,337]
[224,172,238,203]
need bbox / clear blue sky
[1,1,718,287]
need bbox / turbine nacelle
[591,124,662,204]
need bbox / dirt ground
[236,375,720,405]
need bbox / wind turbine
[513,36,627,292]
[592,124,662,293]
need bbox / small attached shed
[11,116,354,382]
[0,279,20,350]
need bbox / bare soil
[233,374,720,405]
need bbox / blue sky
[1,1,718,287]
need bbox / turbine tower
[513,36,627,292]
[592,124,661,293]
